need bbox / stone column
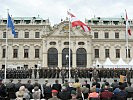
[42,40,47,67]
[72,49,76,68]
[87,36,93,68]
[58,41,62,68]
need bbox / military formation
[0,67,133,81]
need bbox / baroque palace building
[0,16,133,69]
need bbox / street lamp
[66,54,69,67]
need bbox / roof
[1,17,44,20]
[89,17,125,22]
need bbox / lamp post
[65,54,69,67]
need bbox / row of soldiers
[0,68,133,79]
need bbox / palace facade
[0,16,133,69]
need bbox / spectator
[70,90,77,100]
[32,86,41,100]
[48,90,60,100]
[0,78,7,99]
[112,83,128,100]
[83,80,90,89]
[43,83,52,99]
[15,80,22,92]
[100,86,113,100]
[125,82,133,99]
[67,82,75,94]
[6,79,16,99]
[25,80,33,93]
[88,87,99,100]
[58,86,71,100]
[73,79,81,89]
[16,86,25,100]
[81,85,89,99]
[52,80,62,92]
[111,79,119,90]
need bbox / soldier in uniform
[92,68,98,81]
[29,68,32,79]
[126,68,131,83]
[61,69,65,84]
[89,68,93,81]
[34,68,37,79]
[56,67,60,78]
[74,68,78,81]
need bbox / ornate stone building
[0,16,133,69]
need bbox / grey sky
[0,0,133,25]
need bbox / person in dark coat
[25,80,34,93]
[6,79,16,99]
[0,79,7,99]
[43,83,52,99]
[52,80,62,92]
[15,79,22,92]
[58,86,71,100]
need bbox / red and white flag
[67,11,91,32]
[125,10,131,35]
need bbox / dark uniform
[61,69,65,84]
[6,80,16,99]
[34,68,37,79]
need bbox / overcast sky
[0,0,133,25]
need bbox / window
[105,32,109,38]
[64,42,69,45]
[14,32,18,38]
[78,42,85,45]
[62,48,72,67]
[3,32,6,38]
[48,48,58,67]
[35,49,39,58]
[94,32,98,38]
[95,49,99,58]
[76,48,87,67]
[13,49,18,58]
[116,49,120,58]
[25,32,29,38]
[50,42,56,45]
[126,49,130,58]
[115,32,119,39]
[24,49,29,58]
[105,49,110,58]
[2,49,6,58]
[35,32,40,38]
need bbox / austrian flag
[125,10,131,35]
[67,11,91,32]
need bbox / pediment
[47,21,90,37]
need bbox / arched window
[76,48,87,67]
[48,48,58,67]
[62,48,72,67]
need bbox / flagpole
[68,9,71,82]
[125,10,129,63]
[4,9,9,83]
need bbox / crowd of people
[0,78,133,100]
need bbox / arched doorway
[48,48,58,67]
[76,48,87,67]
[62,48,72,67]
